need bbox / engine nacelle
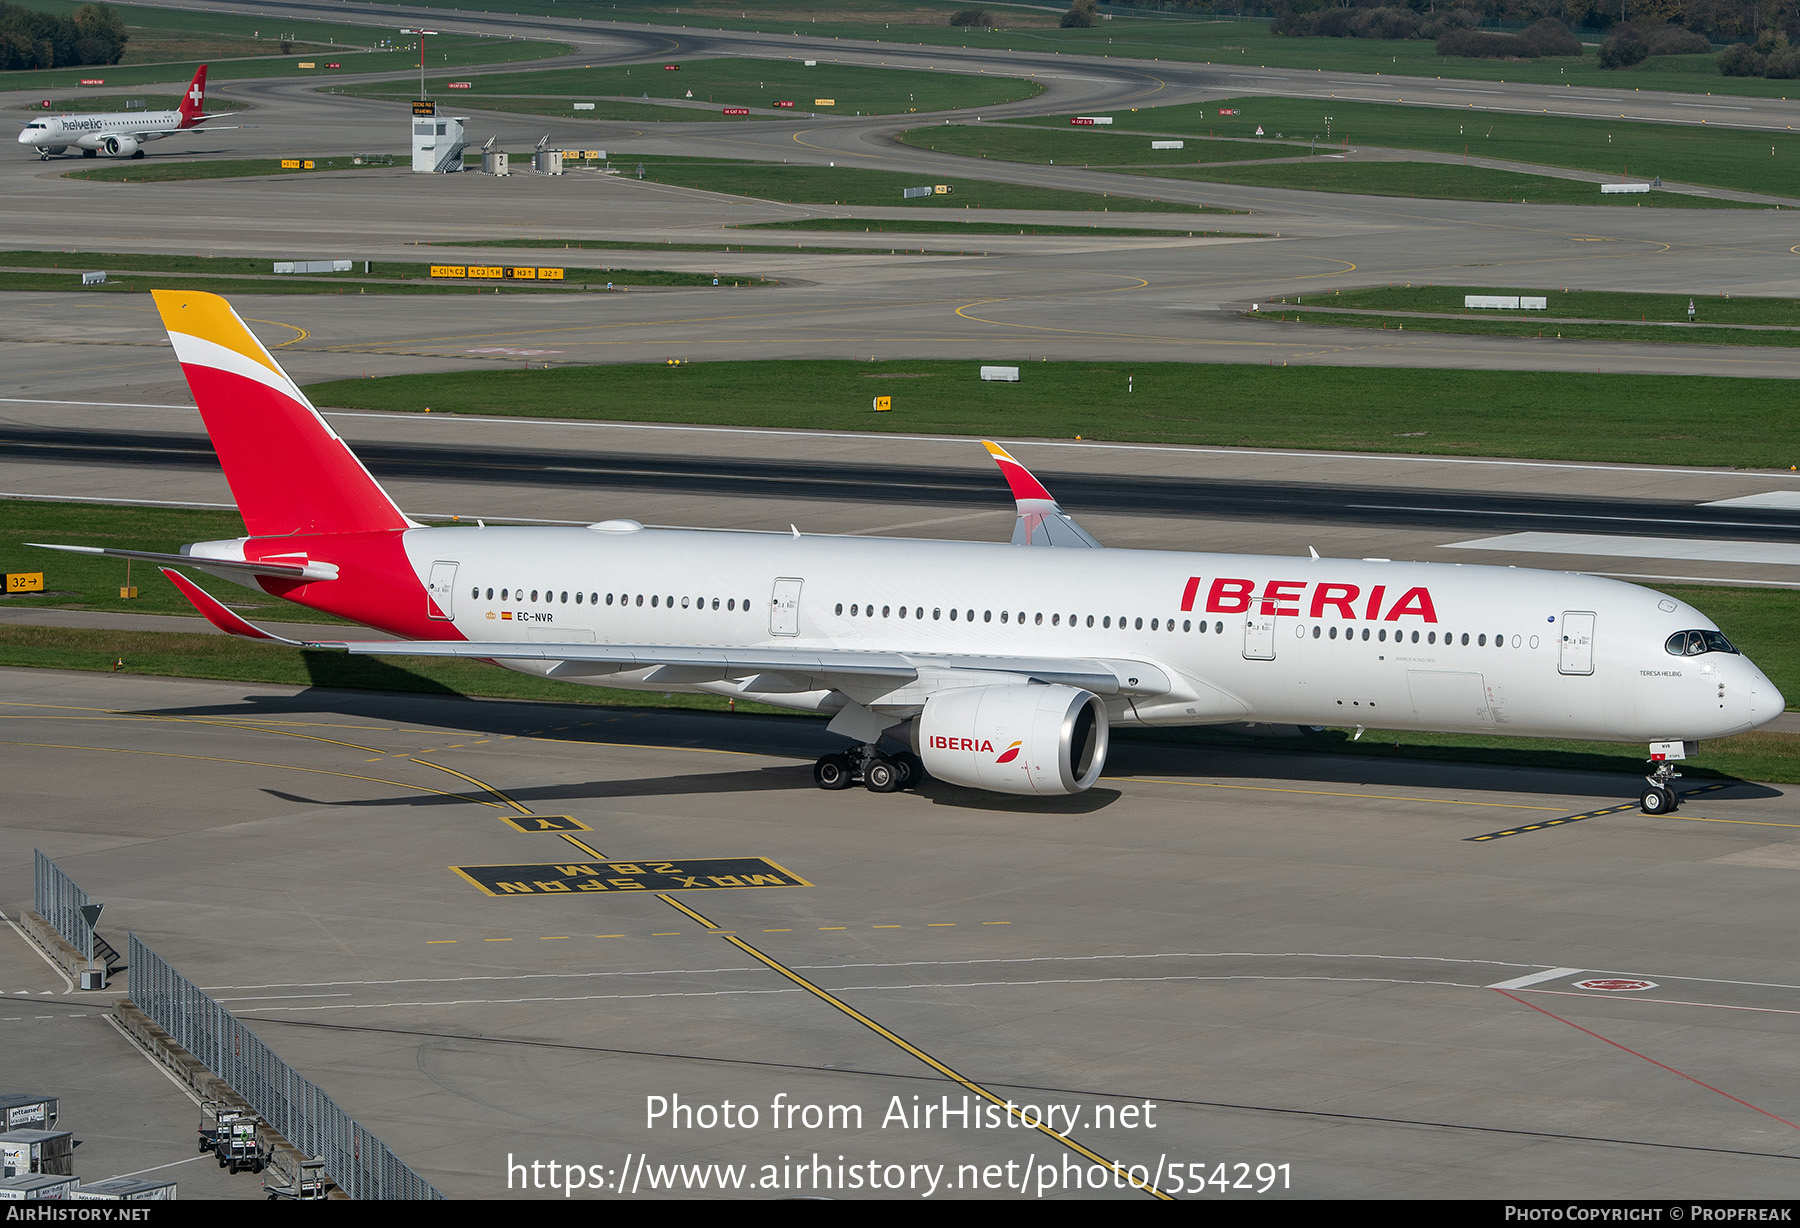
[102,135,139,157]
[918,684,1109,796]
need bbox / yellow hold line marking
[656,894,1172,1200]
[410,757,533,813]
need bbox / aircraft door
[1559,611,1595,675]
[1242,611,1276,661]
[426,561,458,620]
[770,577,803,637]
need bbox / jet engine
[102,135,140,158]
[917,683,1108,796]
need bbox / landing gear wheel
[82,148,97,158]
[131,149,145,159]
[864,758,901,793]
[1640,786,1675,815]
[893,752,925,789]
[813,753,854,791]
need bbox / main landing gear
[1640,759,1681,815]
[813,745,925,793]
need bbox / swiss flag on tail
[178,65,206,127]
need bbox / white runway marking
[1488,967,1582,990]
[1445,532,1800,566]
[1702,491,1800,510]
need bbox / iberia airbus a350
[34,292,1781,812]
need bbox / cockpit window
[1665,629,1738,657]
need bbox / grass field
[1136,160,1760,208]
[1255,309,1800,348]
[3,500,1795,781]
[333,93,736,123]
[402,2,1800,100]
[304,357,1800,470]
[1306,285,1800,324]
[338,56,1043,116]
[621,154,1222,212]
[1022,96,1800,200]
[15,94,244,114]
[421,237,953,255]
[734,219,1256,237]
[0,1,564,90]
[898,123,1286,166]
[0,249,772,293]
[1254,285,1800,345]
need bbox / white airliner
[17,66,230,160]
[33,291,1781,813]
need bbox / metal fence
[33,849,93,964]
[128,934,443,1200]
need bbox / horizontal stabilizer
[33,543,336,582]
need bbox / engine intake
[102,135,139,157]
[918,684,1108,796]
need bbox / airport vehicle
[17,66,229,160]
[33,291,1780,812]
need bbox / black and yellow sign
[413,99,435,116]
[430,265,564,281]
[500,814,591,834]
[5,572,44,594]
[452,857,810,897]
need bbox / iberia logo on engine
[932,736,992,753]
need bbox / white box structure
[1601,182,1650,194]
[412,115,466,173]
[980,366,1020,382]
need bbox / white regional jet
[33,291,1782,812]
[18,66,229,160]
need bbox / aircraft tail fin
[178,65,207,126]
[152,290,414,538]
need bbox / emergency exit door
[770,578,803,636]
[426,561,458,620]
[1242,612,1276,661]
[1558,611,1595,675]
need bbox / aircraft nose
[1734,657,1782,730]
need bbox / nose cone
[1737,657,1783,731]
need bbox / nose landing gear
[1640,759,1681,814]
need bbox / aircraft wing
[982,441,1102,548]
[160,567,1170,697]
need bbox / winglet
[160,567,309,644]
[981,442,1102,549]
[981,441,1055,504]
